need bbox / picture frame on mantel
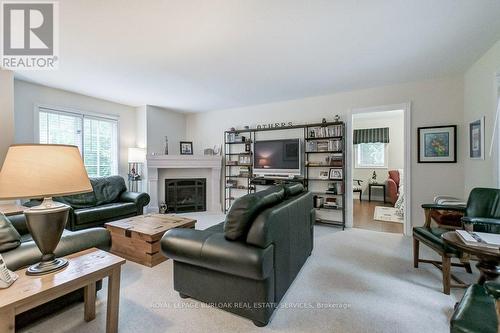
[417,125,457,163]
[469,116,485,160]
[180,141,193,155]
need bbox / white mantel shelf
[146,155,223,213]
[146,155,222,168]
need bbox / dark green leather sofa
[28,176,150,231]
[161,184,314,327]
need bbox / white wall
[353,110,404,200]
[0,71,14,167]
[13,79,137,179]
[186,77,465,226]
[145,105,187,156]
[463,40,500,195]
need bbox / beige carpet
[20,212,476,333]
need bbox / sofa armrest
[120,191,150,208]
[484,281,500,299]
[161,228,274,280]
[461,217,500,226]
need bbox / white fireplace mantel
[146,155,222,213]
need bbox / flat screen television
[253,139,301,176]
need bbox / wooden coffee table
[0,248,125,333]
[105,214,196,267]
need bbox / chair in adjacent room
[353,179,363,201]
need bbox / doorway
[348,104,411,235]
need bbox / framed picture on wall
[180,141,193,155]
[469,117,485,160]
[417,125,457,163]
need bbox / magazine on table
[455,230,500,250]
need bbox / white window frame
[34,104,120,177]
[354,142,389,169]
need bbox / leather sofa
[161,184,314,326]
[28,175,150,231]
[1,213,111,327]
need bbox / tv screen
[254,139,300,171]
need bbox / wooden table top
[0,248,125,310]
[442,231,500,259]
[0,204,27,216]
[105,214,197,238]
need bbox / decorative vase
[164,136,169,155]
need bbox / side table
[368,183,386,203]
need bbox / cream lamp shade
[0,144,93,200]
[128,147,146,163]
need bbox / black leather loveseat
[161,184,314,326]
[28,175,150,231]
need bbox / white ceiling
[14,0,500,112]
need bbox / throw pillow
[284,183,304,197]
[224,186,285,240]
[0,213,21,252]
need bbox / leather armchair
[161,189,314,327]
[387,170,400,205]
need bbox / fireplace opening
[165,178,206,213]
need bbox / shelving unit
[223,121,346,229]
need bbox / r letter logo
[1,1,59,70]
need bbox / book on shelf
[306,139,342,152]
[456,230,500,250]
[308,125,343,138]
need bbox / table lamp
[0,144,92,275]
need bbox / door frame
[346,102,412,235]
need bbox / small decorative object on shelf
[213,145,221,155]
[204,148,214,155]
[180,141,193,155]
[370,171,377,184]
[334,114,341,122]
[164,136,169,155]
[159,202,167,214]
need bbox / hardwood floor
[353,199,403,234]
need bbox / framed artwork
[319,171,329,179]
[469,117,485,160]
[180,141,193,155]
[417,125,457,163]
[329,168,343,180]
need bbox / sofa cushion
[0,213,21,252]
[74,202,137,226]
[55,191,97,209]
[284,183,304,197]
[451,284,497,333]
[91,176,127,205]
[413,226,460,255]
[2,228,110,271]
[224,186,285,241]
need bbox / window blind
[353,127,390,144]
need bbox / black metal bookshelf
[223,121,346,230]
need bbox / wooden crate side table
[105,214,196,267]
[0,248,125,333]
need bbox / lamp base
[26,258,68,276]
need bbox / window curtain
[353,127,389,144]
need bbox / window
[355,142,388,168]
[38,107,118,177]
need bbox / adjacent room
[1,1,500,333]
[352,109,405,234]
